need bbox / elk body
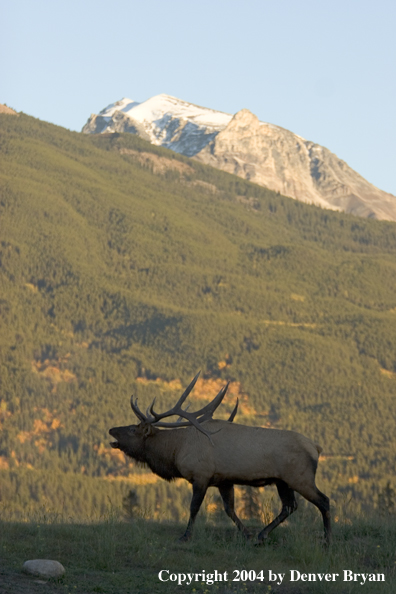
[109,373,331,545]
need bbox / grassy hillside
[0,112,396,521]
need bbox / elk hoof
[243,531,254,541]
[178,534,191,543]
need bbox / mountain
[1,111,396,520]
[82,95,232,156]
[83,94,396,222]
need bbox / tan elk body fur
[148,421,321,493]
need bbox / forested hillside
[1,112,396,522]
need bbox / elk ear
[142,424,155,437]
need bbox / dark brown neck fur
[143,429,184,481]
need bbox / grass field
[1,505,395,594]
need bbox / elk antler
[130,372,237,442]
[149,381,230,442]
[149,381,228,424]
[130,371,201,423]
[228,398,238,422]
[130,397,148,422]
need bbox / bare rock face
[83,111,152,142]
[194,109,396,221]
[22,559,65,579]
[0,104,17,115]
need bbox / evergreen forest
[1,112,396,524]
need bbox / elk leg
[218,484,252,539]
[297,485,331,547]
[314,489,331,547]
[179,482,208,542]
[257,480,297,544]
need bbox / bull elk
[109,373,331,545]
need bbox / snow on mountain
[99,98,141,118]
[82,94,396,222]
[84,94,232,157]
[98,94,231,131]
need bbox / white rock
[22,559,65,579]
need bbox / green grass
[1,510,395,593]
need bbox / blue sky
[2,0,395,195]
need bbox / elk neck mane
[143,427,185,482]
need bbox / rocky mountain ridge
[82,95,396,221]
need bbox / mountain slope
[195,108,396,221]
[1,112,396,519]
[83,94,396,221]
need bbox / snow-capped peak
[99,94,232,131]
[86,94,233,156]
[99,98,141,118]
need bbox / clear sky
[2,0,395,195]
